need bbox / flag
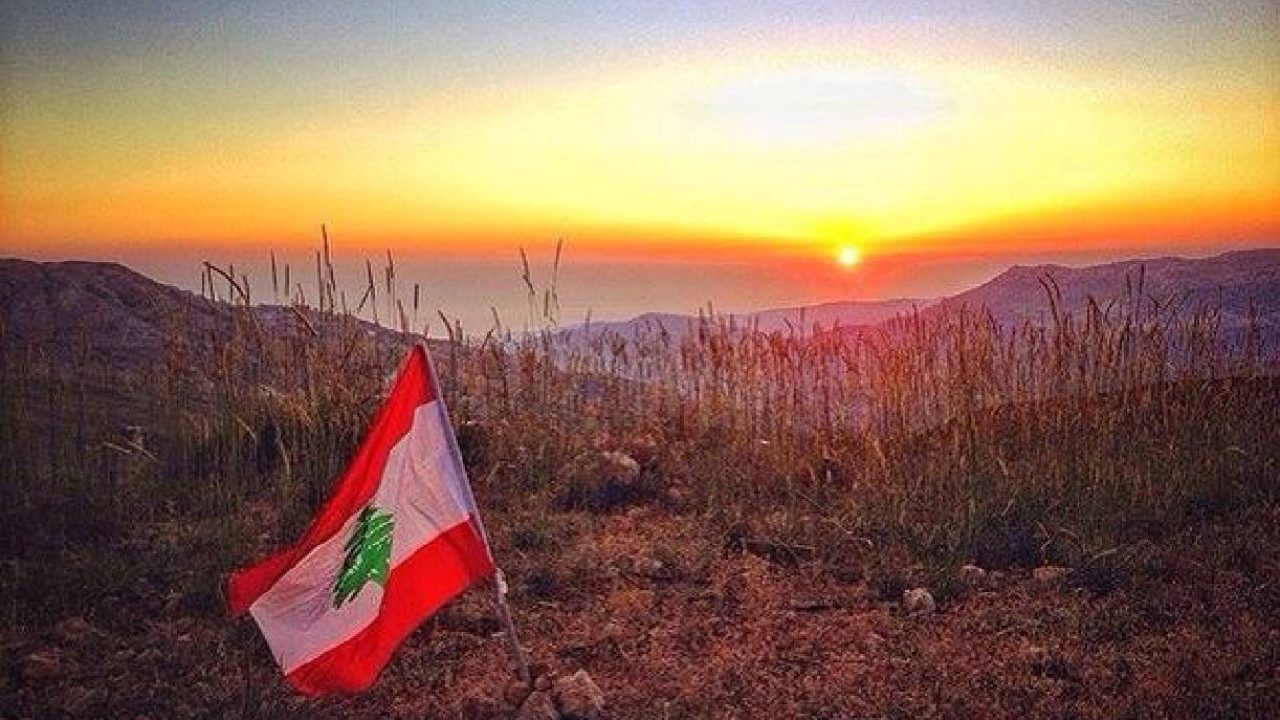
[227,344,495,695]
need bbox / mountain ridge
[567,248,1280,342]
[930,248,1280,335]
[4,248,1278,362]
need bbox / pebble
[902,587,936,615]
[553,669,606,720]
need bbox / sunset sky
[1,1,1278,324]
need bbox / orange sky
[2,2,1278,268]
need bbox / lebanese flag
[227,344,495,695]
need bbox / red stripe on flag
[285,517,494,695]
[226,346,437,616]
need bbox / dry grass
[1,246,1277,718]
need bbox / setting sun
[836,245,862,269]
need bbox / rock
[601,450,640,482]
[736,538,816,567]
[902,587,936,615]
[627,434,659,465]
[19,647,61,683]
[722,574,746,603]
[557,641,595,663]
[529,661,552,681]
[788,597,834,612]
[553,669,606,720]
[959,564,988,587]
[1033,566,1070,589]
[460,698,503,718]
[504,679,533,708]
[860,631,886,654]
[54,616,100,644]
[622,506,652,523]
[1018,643,1049,666]
[123,425,146,447]
[601,622,625,641]
[63,685,106,715]
[517,690,560,720]
[664,485,688,507]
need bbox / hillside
[0,258,415,431]
[0,258,411,367]
[7,249,1279,365]
[570,297,930,340]
[934,249,1280,339]
[0,259,222,370]
[573,249,1280,347]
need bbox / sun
[836,245,862,269]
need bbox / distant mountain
[568,297,932,341]
[0,258,411,429]
[0,259,405,370]
[1,259,226,372]
[568,249,1280,348]
[930,249,1280,340]
[738,298,935,332]
[4,249,1278,381]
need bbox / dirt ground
[3,501,1277,719]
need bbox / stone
[1018,643,1049,666]
[517,690,560,720]
[1033,566,1070,589]
[601,622,625,641]
[19,647,61,684]
[63,686,106,715]
[123,425,146,447]
[860,631,886,654]
[54,616,100,644]
[534,672,554,691]
[504,679,533,708]
[627,434,659,465]
[460,698,503,718]
[601,451,640,482]
[553,669,606,720]
[902,587,936,615]
[959,564,988,587]
[788,597,833,612]
[664,486,688,506]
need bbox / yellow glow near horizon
[2,42,1277,261]
[425,56,1278,255]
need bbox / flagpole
[418,340,533,687]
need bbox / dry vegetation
[1,248,1278,718]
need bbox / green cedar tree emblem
[332,505,394,608]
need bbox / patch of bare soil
[4,505,1278,719]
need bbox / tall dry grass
[473,270,1278,583]
[1,245,1277,628]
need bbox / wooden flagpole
[419,340,532,687]
[489,569,532,686]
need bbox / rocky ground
[4,500,1277,719]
